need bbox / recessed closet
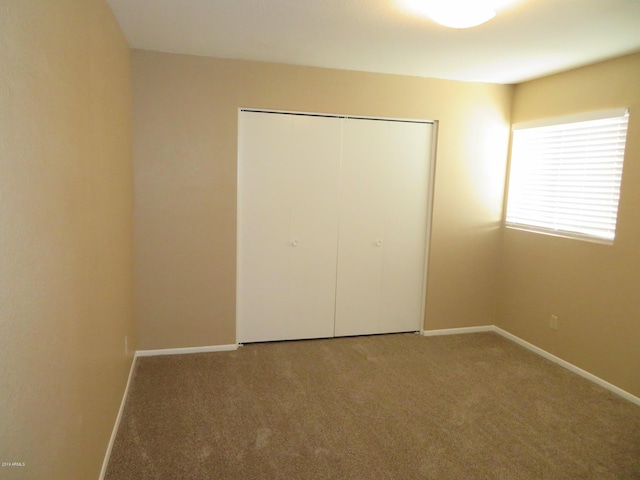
[237,110,434,343]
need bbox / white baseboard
[493,326,640,407]
[99,354,137,480]
[135,344,238,357]
[421,325,494,337]
[99,343,238,477]
[420,324,639,406]
[422,324,640,406]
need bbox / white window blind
[506,109,629,244]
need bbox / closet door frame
[236,108,438,344]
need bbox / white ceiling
[106,0,640,84]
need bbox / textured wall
[499,52,640,398]
[0,1,134,479]
[132,50,512,350]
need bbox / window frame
[504,108,630,245]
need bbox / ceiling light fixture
[403,0,504,29]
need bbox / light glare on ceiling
[403,0,507,29]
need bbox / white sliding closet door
[237,113,290,343]
[237,111,341,343]
[287,115,341,340]
[334,119,387,336]
[334,118,431,337]
[379,121,431,334]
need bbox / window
[505,108,629,244]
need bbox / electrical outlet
[549,314,558,330]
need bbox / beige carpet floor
[105,332,640,479]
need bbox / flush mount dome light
[404,0,502,29]
[427,2,496,28]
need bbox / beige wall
[0,1,134,479]
[498,52,640,397]
[132,49,512,350]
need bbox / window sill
[504,224,614,246]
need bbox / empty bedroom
[2,1,640,479]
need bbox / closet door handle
[290,239,299,247]
[375,240,383,247]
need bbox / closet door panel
[237,112,292,343]
[334,118,387,337]
[287,115,341,340]
[239,111,432,343]
[379,122,432,334]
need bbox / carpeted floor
[105,332,640,479]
